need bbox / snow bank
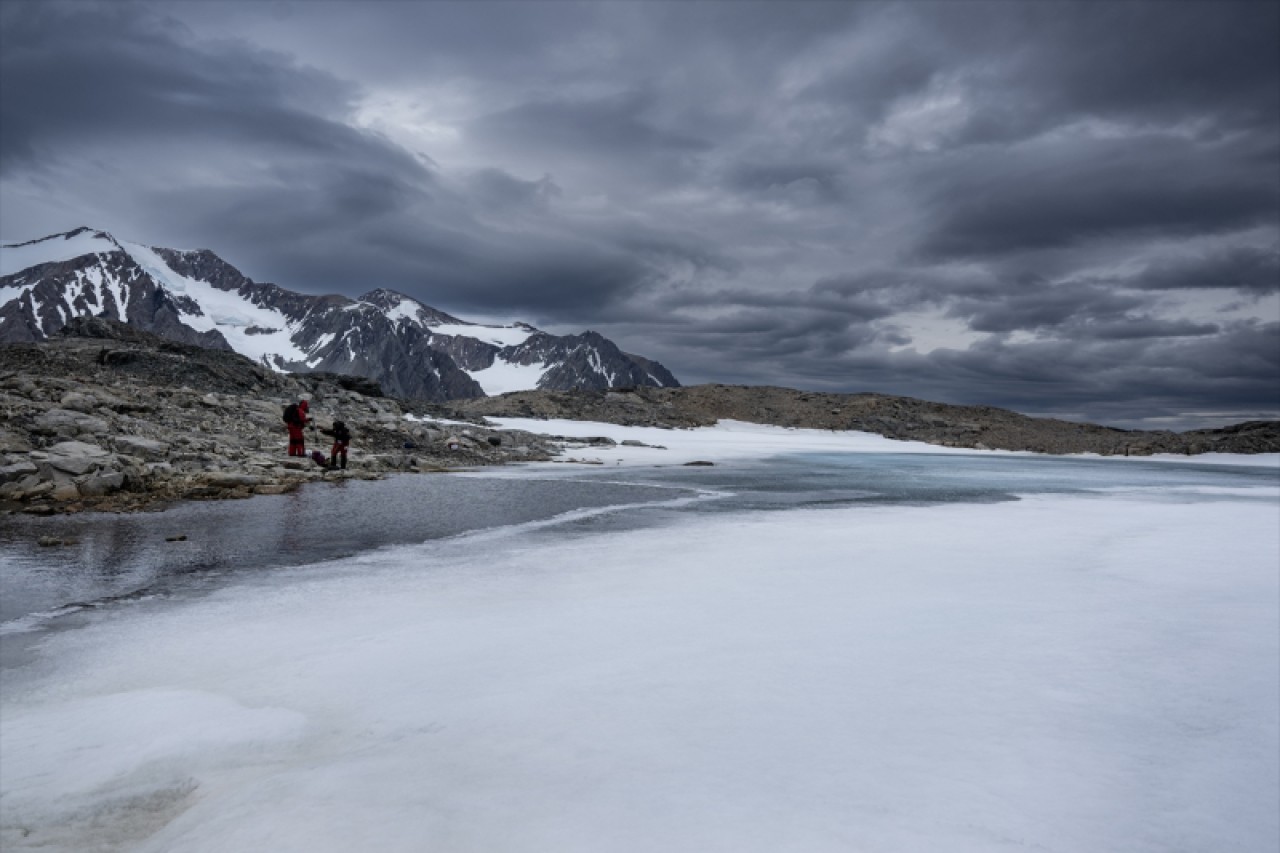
[488,417,1280,469]
[2,492,1276,852]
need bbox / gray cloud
[1130,245,1280,294]
[913,134,1278,260]
[2,0,1277,428]
[947,282,1145,334]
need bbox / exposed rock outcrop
[0,318,559,514]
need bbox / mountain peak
[357,288,412,309]
[357,288,466,327]
[0,228,122,278]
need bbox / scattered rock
[59,391,100,413]
[37,535,63,547]
[684,460,715,466]
[31,408,110,437]
[113,436,170,460]
[50,484,82,501]
[202,473,265,489]
[0,461,38,484]
[165,534,187,542]
[78,472,126,497]
[252,483,297,495]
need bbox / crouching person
[321,420,352,469]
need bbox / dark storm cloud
[0,1,676,313]
[823,0,1280,149]
[947,282,1145,334]
[812,268,1001,309]
[464,169,560,214]
[1060,318,1222,341]
[0,2,398,174]
[914,134,1278,260]
[722,162,847,205]
[470,92,710,159]
[2,0,1277,428]
[974,1,1280,138]
[1129,245,1280,294]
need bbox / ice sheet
[1,492,1276,852]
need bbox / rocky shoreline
[0,318,562,516]
[4,318,1276,517]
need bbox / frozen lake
[1,448,1277,852]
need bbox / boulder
[47,440,111,458]
[51,483,81,501]
[59,391,99,413]
[0,461,38,484]
[113,436,171,460]
[44,441,112,475]
[78,472,126,497]
[0,429,33,453]
[31,409,110,437]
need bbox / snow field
[487,416,1280,469]
[1,492,1276,852]
[429,322,534,348]
[468,359,551,395]
[0,232,119,278]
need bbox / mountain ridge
[0,228,680,402]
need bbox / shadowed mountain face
[0,228,680,402]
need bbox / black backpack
[283,403,301,426]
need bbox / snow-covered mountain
[0,228,680,401]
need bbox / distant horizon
[2,221,1275,433]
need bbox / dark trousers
[330,441,349,469]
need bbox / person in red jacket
[282,399,312,456]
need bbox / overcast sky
[2,0,1277,428]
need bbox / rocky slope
[0,228,680,402]
[453,385,1280,456]
[0,318,567,515]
